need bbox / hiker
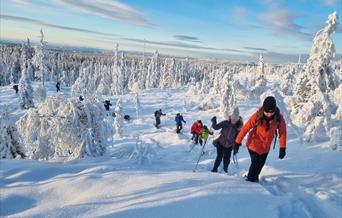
[191,120,202,144]
[211,107,243,173]
[12,84,19,94]
[124,115,131,121]
[198,125,213,146]
[175,113,186,133]
[154,109,166,128]
[56,81,61,92]
[104,100,112,111]
[234,96,287,182]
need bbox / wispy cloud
[1,14,119,37]
[173,35,202,43]
[122,38,245,53]
[244,47,268,51]
[11,0,57,8]
[321,0,340,6]
[54,0,153,27]
[259,9,312,39]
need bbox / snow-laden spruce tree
[0,108,26,159]
[32,29,48,86]
[134,92,141,120]
[200,71,210,94]
[145,50,160,89]
[96,64,112,95]
[291,12,340,142]
[18,61,35,109]
[220,72,235,118]
[111,53,125,95]
[114,99,123,139]
[17,95,113,160]
[250,55,267,98]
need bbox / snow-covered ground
[0,83,341,218]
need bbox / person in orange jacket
[234,96,287,182]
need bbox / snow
[1,82,341,218]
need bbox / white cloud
[259,9,312,39]
[54,0,153,27]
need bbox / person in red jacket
[191,120,202,144]
[234,96,287,182]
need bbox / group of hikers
[156,96,287,183]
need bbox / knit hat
[263,96,276,113]
[230,107,240,120]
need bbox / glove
[233,142,241,155]
[279,148,286,159]
[211,116,217,124]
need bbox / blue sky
[0,0,341,63]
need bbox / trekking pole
[193,140,207,172]
[232,153,239,169]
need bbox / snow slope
[0,83,341,218]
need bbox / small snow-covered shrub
[34,84,47,102]
[129,137,158,164]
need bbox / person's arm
[235,111,258,144]
[212,120,227,130]
[278,114,287,149]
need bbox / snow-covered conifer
[32,29,48,86]
[18,62,35,109]
[0,108,25,159]
[114,99,123,139]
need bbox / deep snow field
[0,82,341,218]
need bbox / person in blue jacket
[175,113,186,133]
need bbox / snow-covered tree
[145,50,160,89]
[18,62,35,109]
[134,93,141,120]
[17,96,112,160]
[220,73,235,118]
[0,108,25,159]
[251,55,267,98]
[32,29,48,86]
[114,99,123,139]
[292,12,340,142]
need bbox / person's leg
[247,149,261,182]
[156,117,161,127]
[212,145,223,172]
[222,147,233,173]
[255,152,269,180]
[194,134,199,144]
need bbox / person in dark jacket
[154,109,166,128]
[234,96,286,182]
[104,100,112,111]
[12,84,19,94]
[175,113,186,133]
[56,81,61,92]
[211,107,243,173]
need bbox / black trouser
[247,149,268,182]
[212,145,232,173]
[191,133,199,144]
[176,124,182,133]
[155,117,161,127]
